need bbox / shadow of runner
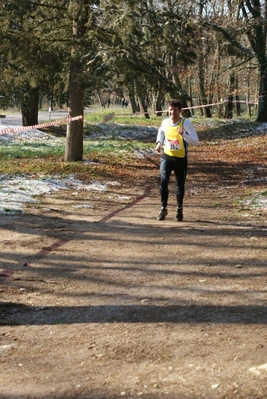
[2,303,267,325]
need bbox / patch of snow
[0,126,61,144]
[1,121,266,216]
[0,175,120,215]
[239,190,267,211]
[72,204,95,209]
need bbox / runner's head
[167,100,182,123]
[167,99,182,110]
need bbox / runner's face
[168,106,181,122]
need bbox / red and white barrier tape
[0,98,260,136]
[115,99,259,117]
[0,115,83,136]
[183,99,258,111]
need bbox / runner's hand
[155,143,161,153]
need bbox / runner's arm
[156,125,165,144]
[155,122,165,152]
[182,119,199,145]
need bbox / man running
[155,99,199,221]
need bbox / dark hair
[167,99,182,109]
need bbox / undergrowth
[0,117,265,179]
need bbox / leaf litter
[0,126,121,214]
[1,120,267,399]
[0,120,266,215]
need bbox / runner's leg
[174,157,187,208]
[159,156,173,208]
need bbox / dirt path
[1,121,267,399]
[1,159,266,399]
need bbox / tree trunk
[64,2,88,162]
[256,60,267,121]
[138,94,150,119]
[21,87,39,126]
[135,79,150,118]
[229,71,241,116]
[195,1,211,118]
[169,54,189,108]
[127,80,139,113]
[96,91,105,108]
[65,57,84,162]
[235,95,241,116]
[224,95,234,119]
[154,91,164,117]
[198,50,212,118]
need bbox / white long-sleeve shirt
[156,117,199,146]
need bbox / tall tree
[203,0,267,121]
[64,1,90,162]
[0,1,68,125]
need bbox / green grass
[84,139,150,154]
[84,108,164,126]
[0,143,64,160]
[84,107,257,127]
[0,132,153,176]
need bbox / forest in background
[0,0,267,160]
